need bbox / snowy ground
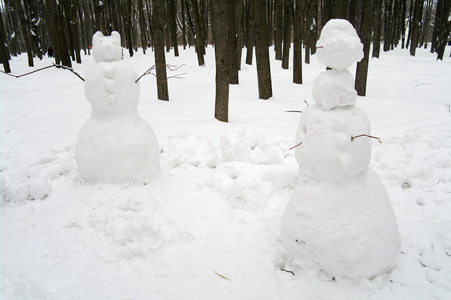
[1,45,450,299]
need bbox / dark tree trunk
[0,9,11,73]
[226,0,239,84]
[152,0,169,100]
[372,0,383,57]
[16,0,34,67]
[123,0,134,57]
[410,0,422,56]
[274,1,283,60]
[432,0,451,60]
[254,0,272,99]
[355,0,373,96]
[168,0,179,56]
[49,0,72,67]
[181,0,187,49]
[293,0,303,84]
[245,0,255,65]
[192,0,205,65]
[281,0,292,70]
[211,1,229,122]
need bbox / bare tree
[254,0,272,99]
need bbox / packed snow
[76,31,160,183]
[0,39,450,298]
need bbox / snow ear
[92,31,104,47]
[111,31,121,46]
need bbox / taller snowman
[75,31,160,183]
[280,19,401,280]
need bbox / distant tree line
[0,0,450,121]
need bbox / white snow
[316,19,363,70]
[1,42,450,299]
[76,32,160,183]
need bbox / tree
[293,0,303,84]
[0,8,12,73]
[254,0,272,99]
[152,0,169,100]
[281,0,292,70]
[355,0,373,96]
[431,0,451,60]
[211,1,229,122]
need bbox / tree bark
[281,0,292,70]
[293,0,303,84]
[372,0,383,57]
[254,0,272,100]
[355,0,373,96]
[245,0,255,65]
[211,1,229,122]
[152,0,169,100]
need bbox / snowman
[280,19,401,280]
[75,31,160,183]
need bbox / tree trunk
[433,0,451,60]
[254,0,273,100]
[293,0,303,84]
[152,0,169,100]
[372,0,383,57]
[409,0,422,56]
[226,0,239,84]
[0,9,11,73]
[211,1,229,122]
[355,0,373,96]
[274,1,283,60]
[192,0,205,66]
[16,0,34,67]
[282,0,292,70]
[245,0,255,65]
[168,0,179,56]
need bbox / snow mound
[312,69,357,110]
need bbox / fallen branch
[351,134,382,143]
[285,110,303,113]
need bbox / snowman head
[92,31,122,63]
[316,19,363,70]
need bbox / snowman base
[281,169,401,280]
[75,117,160,183]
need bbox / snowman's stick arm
[0,63,85,82]
[54,64,85,82]
[351,134,382,143]
[0,64,55,78]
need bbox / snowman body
[75,31,160,183]
[281,19,401,280]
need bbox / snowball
[295,106,371,183]
[280,169,401,280]
[316,19,363,70]
[28,177,51,200]
[312,69,357,110]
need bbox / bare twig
[285,110,303,113]
[0,64,55,78]
[213,271,231,281]
[135,64,186,83]
[54,64,85,81]
[304,100,310,106]
[413,80,431,89]
[280,269,295,276]
[0,63,85,81]
[445,103,451,113]
[289,142,302,150]
[351,134,382,143]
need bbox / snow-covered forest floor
[1,45,450,299]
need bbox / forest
[0,0,450,120]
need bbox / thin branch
[54,64,85,81]
[285,110,303,113]
[0,64,55,78]
[135,64,186,83]
[351,134,382,143]
[304,100,310,106]
[445,103,451,113]
[289,142,302,150]
[280,269,295,276]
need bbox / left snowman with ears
[75,31,160,183]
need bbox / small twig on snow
[285,110,303,113]
[213,271,231,281]
[280,269,296,276]
[304,100,310,106]
[351,134,382,143]
[413,80,431,89]
[289,142,303,150]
